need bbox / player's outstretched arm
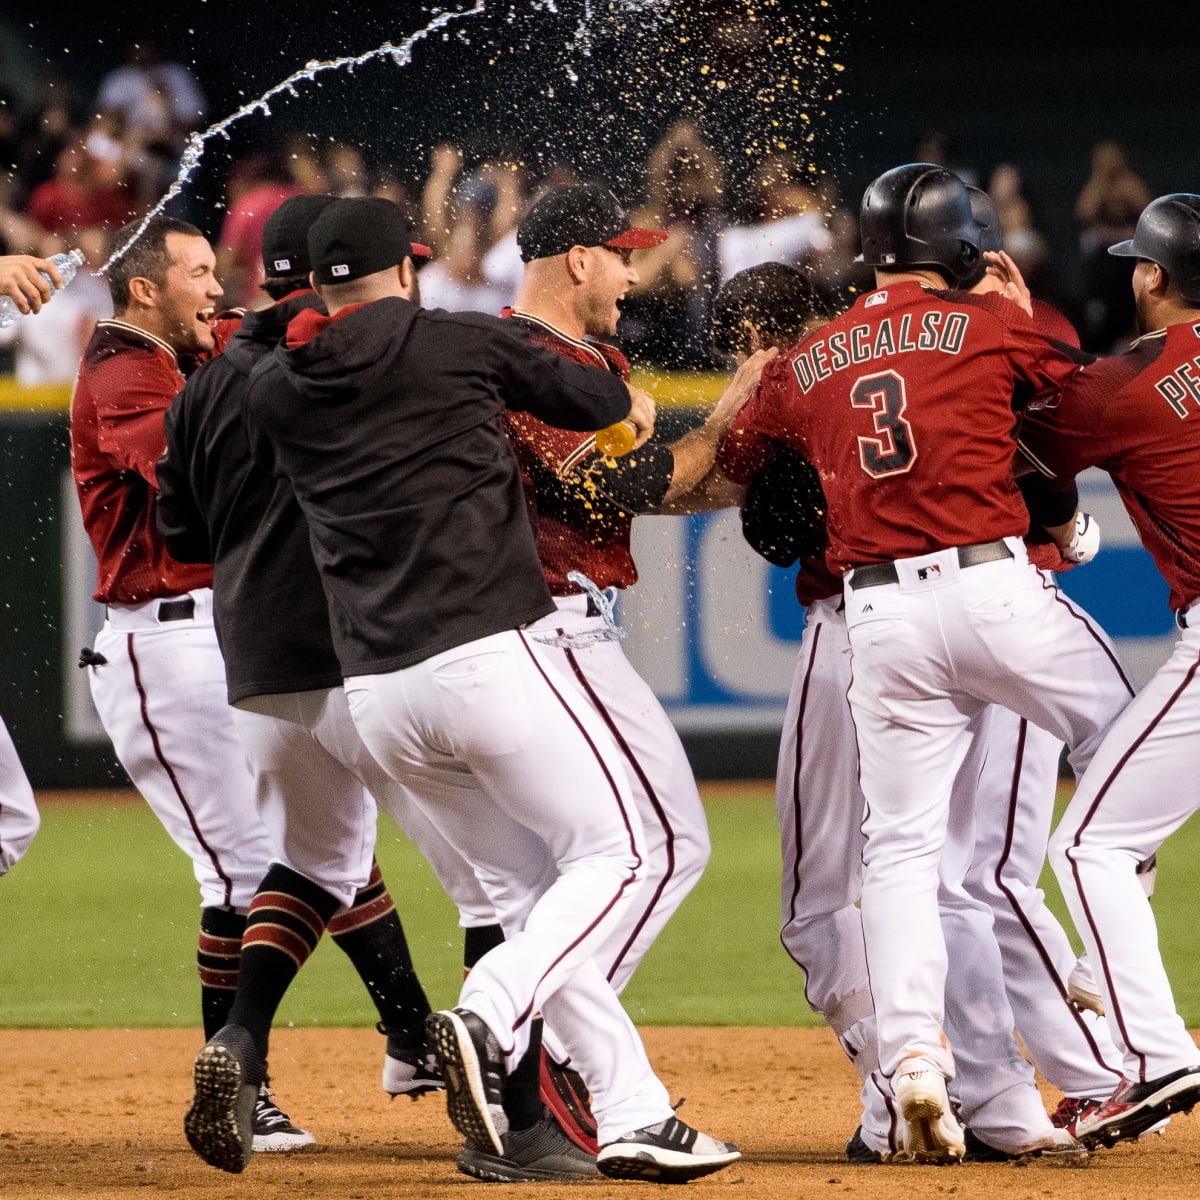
[659,347,777,506]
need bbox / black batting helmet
[961,187,1002,288]
[857,163,983,286]
[1108,194,1200,305]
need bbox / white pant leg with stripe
[88,592,272,910]
[774,598,893,1152]
[1050,622,1200,1080]
[969,707,1124,1098]
[524,593,711,994]
[345,628,674,1143]
[0,714,39,875]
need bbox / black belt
[1178,605,1192,631]
[848,540,1013,590]
[585,595,602,618]
[157,598,196,622]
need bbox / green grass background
[3,788,1199,1029]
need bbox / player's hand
[430,144,462,177]
[707,346,778,439]
[1061,510,1100,564]
[625,384,656,449]
[0,254,62,315]
[983,250,1033,316]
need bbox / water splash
[98,2,488,275]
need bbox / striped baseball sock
[198,906,246,1040]
[229,866,340,1061]
[328,860,430,1048]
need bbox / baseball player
[493,183,772,1157]
[712,163,1137,1162]
[69,214,454,1154]
[228,196,739,1184]
[708,258,1123,1160]
[1018,193,1200,1147]
[152,195,517,1171]
[0,717,39,878]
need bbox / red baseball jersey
[723,281,1082,572]
[1019,321,1200,611]
[501,309,638,593]
[70,319,216,602]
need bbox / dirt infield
[4,1026,1199,1199]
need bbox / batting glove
[1062,511,1100,564]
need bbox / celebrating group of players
[2,154,1199,1181]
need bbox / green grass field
[3,788,1199,1029]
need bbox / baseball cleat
[380,1029,445,1100]
[845,1125,883,1164]
[1075,1067,1200,1148]
[596,1115,740,1182]
[456,1111,599,1182]
[251,1085,315,1152]
[540,1049,599,1154]
[1067,956,1105,1016]
[426,1008,508,1156]
[184,1024,261,1173]
[890,1057,965,1164]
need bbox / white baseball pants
[527,593,710,993]
[968,708,1124,1099]
[844,539,1134,1080]
[1050,620,1200,1082]
[88,591,271,909]
[345,627,675,1143]
[0,715,39,875]
[232,685,494,920]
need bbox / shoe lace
[255,1087,294,1131]
[1050,1096,1098,1128]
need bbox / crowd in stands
[0,34,1160,382]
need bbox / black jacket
[156,291,346,703]
[247,297,630,676]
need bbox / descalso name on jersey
[791,310,970,394]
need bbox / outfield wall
[0,381,1177,787]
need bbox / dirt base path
[3,1026,1198,1199]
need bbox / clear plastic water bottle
[0,248,87,327]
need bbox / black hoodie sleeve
[155,391,213,563]
[494,324,631,431]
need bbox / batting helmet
[960,187,1003,287]
[1108,194,1200,304]
[857,163,983,286]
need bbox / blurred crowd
[0,34,1158,382]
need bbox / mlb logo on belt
[918,564,942,581]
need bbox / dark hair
[104,215,206,310]
[261,274,310,302]
[711,262,824,356]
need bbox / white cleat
[891,1057,965,1164]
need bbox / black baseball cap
[261,194,339,279]
[307,196,433,285]
[517,183,668,262]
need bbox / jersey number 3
[850,370,917,477]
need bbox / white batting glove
[1062,511,1100,564]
